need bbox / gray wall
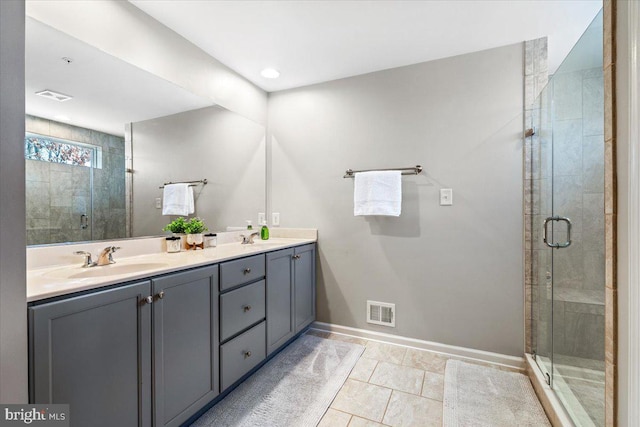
[25,116,126,245]
[131,106,265,236]
[268,43,524,356]
[0,0,27,403]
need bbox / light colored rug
[192,334,364,427]
[443,360,551,427]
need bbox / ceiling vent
[367,301,395,327]
[35,89,73,102]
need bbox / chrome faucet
[74,251,95,268]
[240,232,260,245]
[96,246,121,266]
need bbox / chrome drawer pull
[157,291,165,300]
[243,305,252,312]
[143,296,154,304]
[243,267,251,274]
[244,351,252,358]
[292,255,301,260]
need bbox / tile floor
[309,329,525,427]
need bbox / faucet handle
[74,251,94,268]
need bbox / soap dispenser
[261,222,269,240]
[246,220,253,230]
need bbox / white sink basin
[46,262,169,280]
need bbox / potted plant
[163,217,188,250]
[163,217,187,234]
[184,217,208,249]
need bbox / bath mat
[191,334,364,427]
[443,359,551,427]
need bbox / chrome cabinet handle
[157,291,165,300]
[243,268,251,274]
[244,351,252,358]
[243,305,252,312]
[292,255,301,260]
[143,296,154,304]
[543,216,572,248]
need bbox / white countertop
[27,237,315,302]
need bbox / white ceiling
[130,0,603,92]
[25,17,212,136]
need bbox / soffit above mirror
[25,17,213,136]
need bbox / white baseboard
[311,321,525,371]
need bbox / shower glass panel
[530,9,604,427]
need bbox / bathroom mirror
[25,17,266,245]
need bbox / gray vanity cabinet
[266,248,295,355]
[266,243,316,354]
[293,244,316,332]
[151,265,219,427]
[29,281,153,427]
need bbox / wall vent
[35,89,73,102]
[367,301,395,327]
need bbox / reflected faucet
[240,232,260,245]
[74,251,95,268]
[96,246,121,266]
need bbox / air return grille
[367,301,395,327]
[35,89,73,102]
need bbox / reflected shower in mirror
[25,16,265,245]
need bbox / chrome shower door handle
[543,216,572,249]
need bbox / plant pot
[186,233,204,249]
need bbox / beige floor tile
[349,357,378,382]
[327,332,369,346]
[421,372,444,401]
[369,362,424,395]
[349,416,390,427]
[382,390,443,427]
[318,408,351,427]
[331,379,392,422]
[306,329,331,339]
[363,341,407,364]
[402,348,448,374]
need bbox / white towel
[162,183,195,216]
[354,171,402,216]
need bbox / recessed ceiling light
[260,68,280,79]
[35,89,73,102]
[54,115,70,122]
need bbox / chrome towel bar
[343,165,422,178]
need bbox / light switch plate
[155,198,162,209]
[272,212,280,226]
[440,188,453,206]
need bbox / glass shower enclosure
[529,10,605,427]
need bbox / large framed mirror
[25,15,266,246]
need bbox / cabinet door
[152,266,219,427]
[29,281,152,427]
[294,243,316,333]
[266,248,294,355]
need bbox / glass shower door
[530,9,605,427]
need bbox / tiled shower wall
[549,65,605,362]
[25,115,126,245]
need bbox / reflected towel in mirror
[162,183,194,216]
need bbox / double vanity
[27,230,317,427]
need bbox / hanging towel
[162,183,195,216]
[354,170,402,216]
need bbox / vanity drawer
[220,254,265,291]
[220,321,266,391]
[220,280,265,341]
